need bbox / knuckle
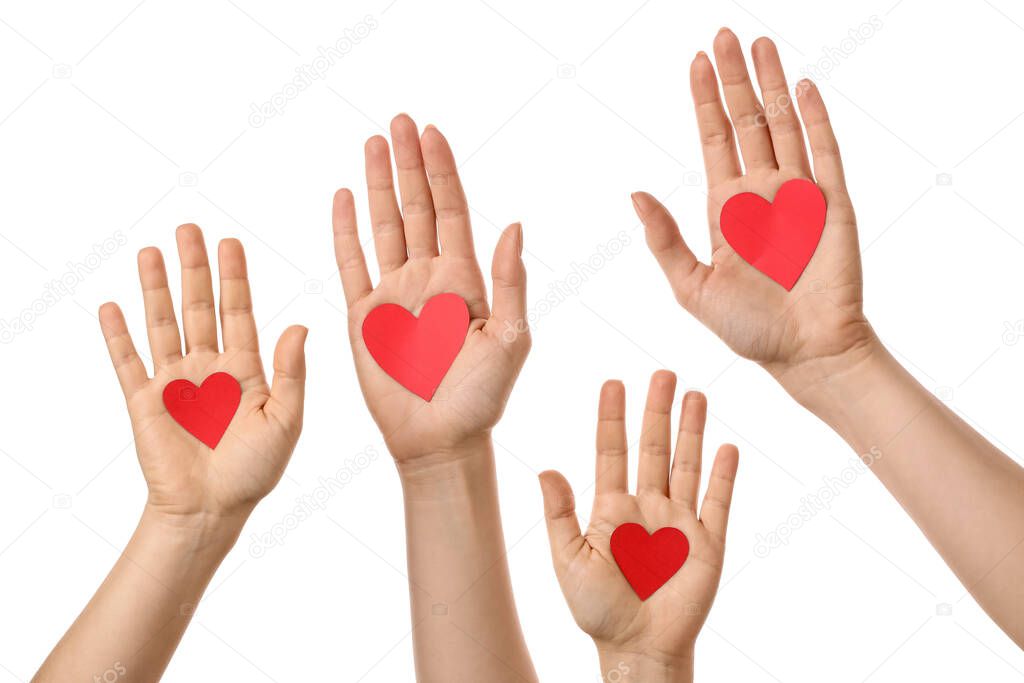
[372,219,403,236]
[148,314,177,329]
[700,130,734,148]
[640,443,672,459]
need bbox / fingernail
[512,222,523,256]
[630,192,643,217]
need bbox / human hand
[98,225,307,531]
[539,371,739,680]
[632,30,877,400]
[331,114,529,467]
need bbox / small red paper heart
[361,292,470,402]
[719,178,826,291]
[610,523,690,600]
[162,372,241,449]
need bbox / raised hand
[36,226,307,682]
[99,225,308,523]
[539,372,739,682]
[632,29,1024,653]
[632,29,875,400]
[331,114,529,465]
[331,115,537,681]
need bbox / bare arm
[36,227,307,680]
[790,342,1024,645]
[400,441,535,681]
[634,28,1024,648]
[332,115,536,680]
[35,511,242,681]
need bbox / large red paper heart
[610,523,690,600]
[719,178,826,290]
[162,372,241,449]
[361,292,470,402]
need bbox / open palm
[331,115,529,461]
[634,30,875,393]
[98,226,307,521]
[540,372,739,665]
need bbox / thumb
[632,191,709,312]
[539,470,584,571]
[489,222,529,349]
[266,325,308,431]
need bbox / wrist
[137,505,247,562]
[395,432,495,497]
[768,333,884,411]
[596,644,694,683]
[774,338,917,446]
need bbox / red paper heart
[610,523,690,600]
[361,292,470,402]
[162,372,241,449]
[719,178,826,290]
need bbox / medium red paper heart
[719,178,826,290]
[610,523,690,600]
[162,372,241,449]
[361,292,470,402]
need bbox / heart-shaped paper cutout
[719,178,826,290]
[162,372,241,449]
[610,523,690,600]
[361,292,469,401]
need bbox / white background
[1,0,1023,681]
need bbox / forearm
[398,436,537,682]
[35,507,242,682]
[786,342,1024,645]
[597,646,694,683]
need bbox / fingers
[175,225,218,354]
[331,188,373,306]
[218,239,259,354]
[795,79,848,195]
[690,51,741,187]
[98,302,148,398]
[265,325,308,430]
[539,470,584,569]
[712,28,776,172]
[420,124,477,259]
[390,114,438,259]
[669,391,707,510]
[637,370,676,496]
[595,380,628,495]
[364,135,407,274]
[699,444,740,542]
[632,192,710,312]
[138,247,182,372]
[751,37,811,175]
[490,223,526,345]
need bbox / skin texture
[34,227,307,682]
[634,29,1024,649]
[634,32,873,390]
[332,114,536,681]
[540,373,739,683]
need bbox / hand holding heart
[633,31,878,399]
[539,372,739,666]
[97,225,307,524]
[331,118,530,464]
[361,293,470,402]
